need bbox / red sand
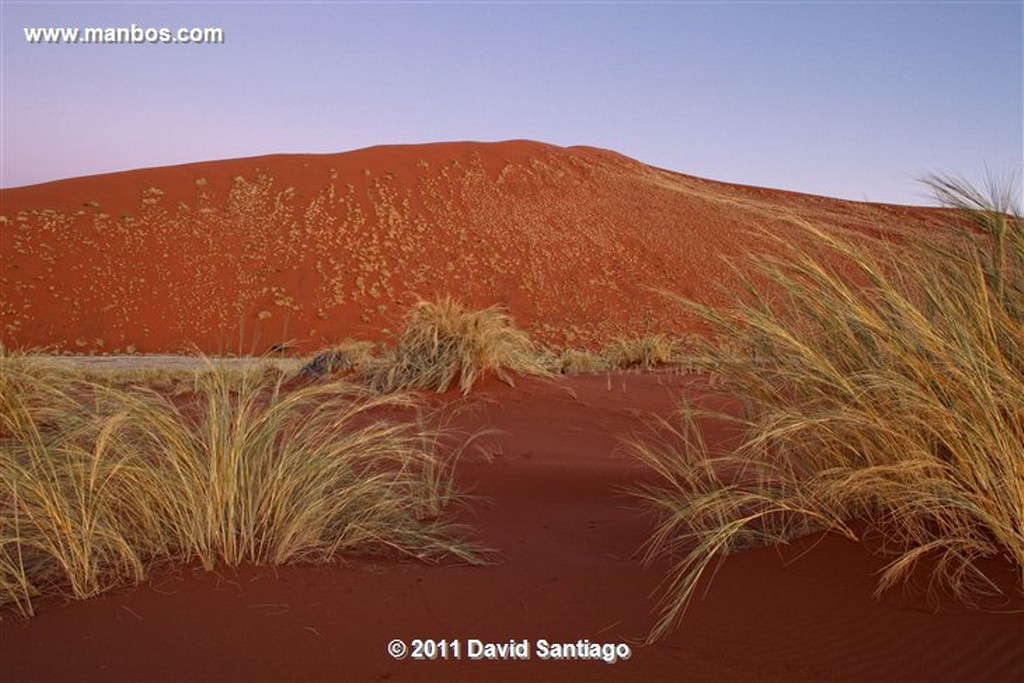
[2,372,1020,682]
[0,140,950,355]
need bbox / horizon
[2,1,1021,206]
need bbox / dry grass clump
[631,175,1023,642]
[549,348,611,375]
[101,368,196,394]
[1,354,478,617]
[298,339,378,379]
[0,359,153,613]
[545,334,706,375]
[604,334,677,369]
[369,297,549,395]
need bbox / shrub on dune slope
[550,348,611,375]
[298,339,378,379]
[369,297,549,395]
[632,175,1024,642]
[604,334,677,370]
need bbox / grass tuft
[368,297,549,395]
[548,348,610,375]
[604,334,677,370]
[298,339,378,379]
[631,175,1024,642]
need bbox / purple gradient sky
[1,1,1020,205]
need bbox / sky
[1,1,1021,206]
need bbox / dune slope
[0,140,947,354]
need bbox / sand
[1,372,1020,682]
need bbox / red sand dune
[3,143,1019,682]
[1,373,1021,682]
[1,140,949,354]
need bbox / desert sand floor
[1,371,1021,682]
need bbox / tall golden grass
[368,296,549,395]
[631,176,1023,642]
[1,355,479,617]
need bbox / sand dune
[1,140,947,354]
[3,142,1019,683]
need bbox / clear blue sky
[2,1,1021,205]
